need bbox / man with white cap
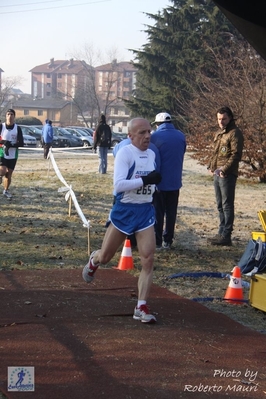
[151,112,186,249]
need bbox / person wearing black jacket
[93,114,112,174]
[0,109,24,198]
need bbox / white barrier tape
[49,150,90,229]
[19,146,88,151]
[19,147,43,151]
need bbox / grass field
[1,149,265,334]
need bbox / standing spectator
[150,112,186,249]
[42,119,53,159]
[207,106,244,246]
[0,109,24,199]
[93,114,112,174]
[82,118,161,323]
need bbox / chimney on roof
[68,58,74,68]
[48,58,55,68]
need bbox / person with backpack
[93,114,112,174]
[0,109,24,199]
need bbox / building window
[38,110,43,116]
[58,73,62,78]
[124,71,131,78]
[58,83,62,88]
[47,73,51,78]
[24,110,29,116]
[47,83,51,88]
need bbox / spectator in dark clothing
[150,112,186,249]
[93,114,112,174]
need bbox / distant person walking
[150,112,186,249]
[93,114,112,174]
[207,106,244,246]
[0,109,24,199]
[42,119,54,159]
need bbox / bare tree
[0,76,23,119]
[187,40,266,181]
[64,43,123,126]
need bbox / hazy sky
[1,0,170,93]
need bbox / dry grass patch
[1,150,266,334]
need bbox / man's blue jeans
[214,174,237,238]
[97,146,108,174]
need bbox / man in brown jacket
[207,106,244,246]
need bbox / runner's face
[6,112,15,125]
[129,119,151,151]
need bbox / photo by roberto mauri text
[184,368,259,393]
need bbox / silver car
[22,133,37,147]
[64,127,94,148]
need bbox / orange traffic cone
[224,266,244,304]
[116,239,134,270]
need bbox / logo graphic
[8,367,35,392]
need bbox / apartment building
[95,60,136,130]
[95,60,136,99]
[1,59,136,127]
[30,58,93,100]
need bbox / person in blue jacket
[150,112,186,249]
[42,119,54,159]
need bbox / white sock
[91,254,100,266]
[137,300,146,308]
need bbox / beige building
[95,60,136,100]
[30,58,93,100]
[95,60,136,130]
[1,59,136,127]
[13,98,78,126]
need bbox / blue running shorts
[110,202,155,235]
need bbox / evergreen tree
[126,0,241,127]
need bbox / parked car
[19,125,69,148]
[52,127,84,147]
[111,132,127,147]
[66,126,94,136]
[21,132,37,148]
[63,127,93,148]
[19,125,42,147]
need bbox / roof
[13,98,71,110]
[95,61,137,72]
[30,59,92,74]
